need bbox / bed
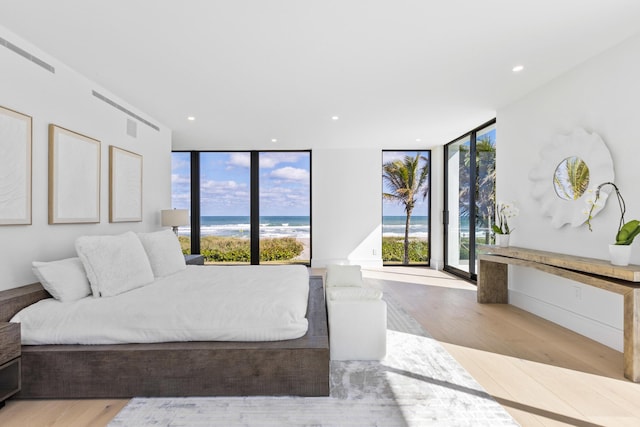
[0,230,329,398]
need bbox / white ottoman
[324,264,388,360]
[326,285,387,361]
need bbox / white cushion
[325,264,363,287]
[32,257,91,302]
[137,229,186,277]
[327,287,382,301]
[75,231,155,297]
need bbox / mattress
[11,264,310,345]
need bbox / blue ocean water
[381,216,429,239]
[178,215,429,239]
[200,216,310,239]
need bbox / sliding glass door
[444,120,496,281]
[444,137,472,274]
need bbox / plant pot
[496,234,510,247]
[608,244,631,266]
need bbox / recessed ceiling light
[331,116,339,121]
[512,65,524,73]
[271,138,278,143]
[187,116,196,121]
[416,138,422,142]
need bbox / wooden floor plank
[375,267,640,427]
[0,399,127,427]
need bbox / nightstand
[0,323,20,408]
[185,254,205,265]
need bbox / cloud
[171,156,190,170]
[270,167,309,181]
[260,152,306,169]
[201,179,247,194]
[171,173,189,184]
[260,186,310,213]
[227,153,250,168]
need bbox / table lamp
[161,209,189,236]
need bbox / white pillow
[137,229,186,277]
[75,231,155,297]
[327,287,382,301]
[32,257,91,302]
[325,264,363,287]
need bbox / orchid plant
[586,182,640,245]
[492,201,519,235]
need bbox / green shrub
[382,237,429,264]
[178,236,191,254]
[260,237,304,261]
[178,236,303,263]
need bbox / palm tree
[382,153,429,264]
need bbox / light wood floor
[1,267,639,426]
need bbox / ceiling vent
[92,90,159,131]
[0,36,55,73]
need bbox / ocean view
[198,216,310,239]
[177,215,429,239]
[382,216,429,239]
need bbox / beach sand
[295,238,310,261]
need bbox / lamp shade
[161,209,189,227]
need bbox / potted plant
[586,182,640,265]
[492,201,519,247]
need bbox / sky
[171,152,311,216]
[172,150,431,218]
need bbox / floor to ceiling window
[382,150,431,266]
[444,120,496,281]
[258,152,311,264]
[170,151,311,265]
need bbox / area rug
[109,294,519,426]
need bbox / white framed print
[48,124,101,224]
[0,105,32,225]
[109,145,142,222]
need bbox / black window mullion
[190,151,201,255]
[250,151,260,265]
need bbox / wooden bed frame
[0,276,329,398]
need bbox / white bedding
[11,265,310,345]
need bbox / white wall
[0,26,172,291]
[311,148,383,268]
[497,32,640,351]
[312,145,444,268]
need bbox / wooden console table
[478,246,640,382]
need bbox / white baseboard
[311,258,383,269]
[509,289,623,352]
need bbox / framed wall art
[0,106,32,225]
[48,124,101,224]
[109,145,142,222]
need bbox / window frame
[381,149,432,267]
[443,119,496,282]
[171,149,312,266]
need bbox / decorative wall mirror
[529,128,614,228]
[553,156,589,200]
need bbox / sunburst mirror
[529,128,614,228]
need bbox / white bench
[325,265,387,361]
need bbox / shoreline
[295,237,310,260]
